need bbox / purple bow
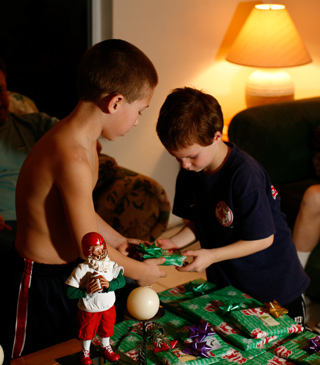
[303,335,320,353]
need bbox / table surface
[10,339,81,365]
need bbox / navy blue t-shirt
[173,143,309,305]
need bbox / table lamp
[226,4,312,108]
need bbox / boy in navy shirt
[156,87,309,326]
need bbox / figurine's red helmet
[82,232,106,258]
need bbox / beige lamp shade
[226,4,312,68]
[226,4,312,107]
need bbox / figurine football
[65,232,125,365]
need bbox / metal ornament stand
[122,308,166,365]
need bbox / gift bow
[303,336,320,353]
[219,301,241,314]
[265,300,288,318]
[188,321,215,342]
[183,338,211,358]
[137,242,162,258]
[182,321,214,358]
[153,340,178,354]
[184,282,208,296]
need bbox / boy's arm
[57,157,167,287]
[96,212,168,286]
[156,221,197,250]
[177,235,274,273]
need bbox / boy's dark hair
[77,39,158,103]
[156,87,224,151]
[0,57,7,78]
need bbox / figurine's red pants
[77,305,116,340]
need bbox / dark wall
[0,0,91,119]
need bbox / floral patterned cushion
[94,154,171,241]
[8,91,39,114]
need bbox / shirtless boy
[2,39,166,360]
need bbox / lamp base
[245,69,294,108]
[246,94,294,108]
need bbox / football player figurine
[66,232,125,365]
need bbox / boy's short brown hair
[77,39,158,103]
[156,87,224,151]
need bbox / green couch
[228,97,320,301]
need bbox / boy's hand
[155,238,177,250]
[176,249,213,273]
[118,238,150,257]
[136,257,167,287]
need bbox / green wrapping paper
[179,286,283,351]
[217,345,265,363]
[216,334,296,364]
[158,279,216,316]
[273,331,320,364]
[228,307,303,339]
[244,351,295,364]
[108,309,232,365]
[136,243,187,266]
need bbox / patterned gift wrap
[158,279,216,316]
[228,307,303,339]
[244,351,295,364]
[273,331,320,365]
[136,243,187,266]
[217,344,265,364]
[179,286,280,351]
[217,333,297,364]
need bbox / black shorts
[0,249,81,360]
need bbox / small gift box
[218,345,266,364]
[158,279,216,316]
[136,242,187,266]
[228,306,303,339]
[273,331,320,364]
[244,351,295,364]
[179,286,282,351]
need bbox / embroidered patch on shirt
[215,201,233,227]
[271,185,278,200]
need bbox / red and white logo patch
[215,201,233,227]
[271,185,278,200]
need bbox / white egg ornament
[127,287,160,320]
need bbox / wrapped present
[136,242,187,266]
[179,286,281,351]
[228,307,303,339]
[273,331,320,364]
[158,279,216,316]
[218,345,265,364]
[245,351,296,364]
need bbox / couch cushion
[228,97,320,186]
